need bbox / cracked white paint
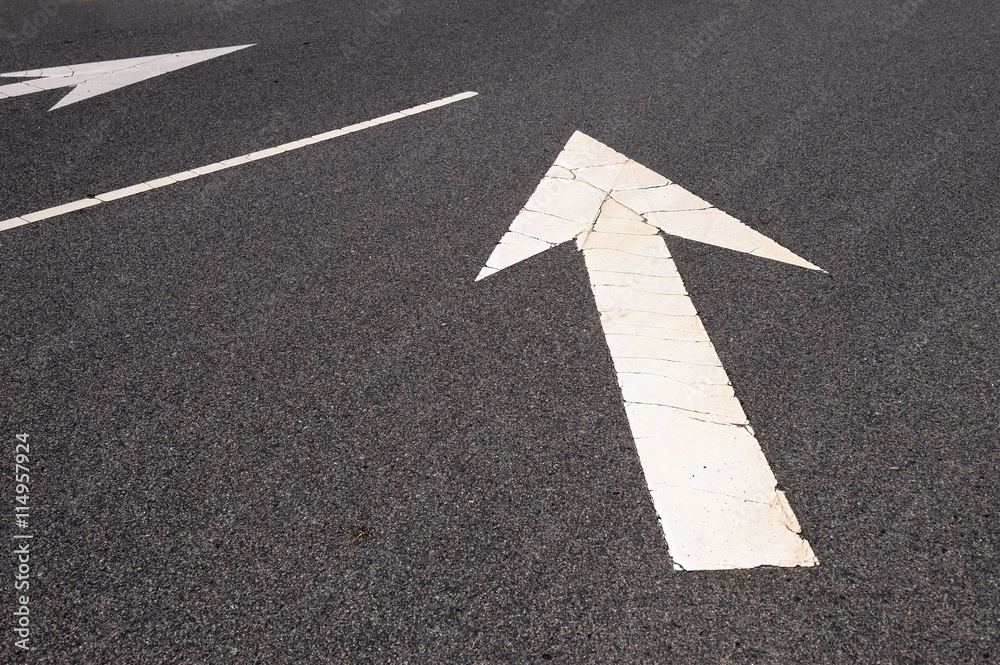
[477,131,820,571]
[0,91,479,233]
[0,45,255,110]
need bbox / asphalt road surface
[1,1,998,663]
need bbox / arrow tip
[475,266,498,281]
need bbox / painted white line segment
[0,91,478,233]
[96,183,152,202]
[21,198,101,224]
[477,131,821,571]
[0,45,255,110]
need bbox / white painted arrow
[0,45,254,110]
[478,131,821,571]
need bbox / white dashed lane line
[0,91,479,233]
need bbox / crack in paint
[614,355,722,367]
[655,483,773,507]
[604,331,707,342]
[620,372,732,390]
[624,401,747,422]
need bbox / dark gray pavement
[0,1,998,662]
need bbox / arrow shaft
[577,203,817,570]
[0,78,75,99]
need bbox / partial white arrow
[478,131,821,571]
[0,45,254,110]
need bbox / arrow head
[477,131,823,280]
[0,45,255,110]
